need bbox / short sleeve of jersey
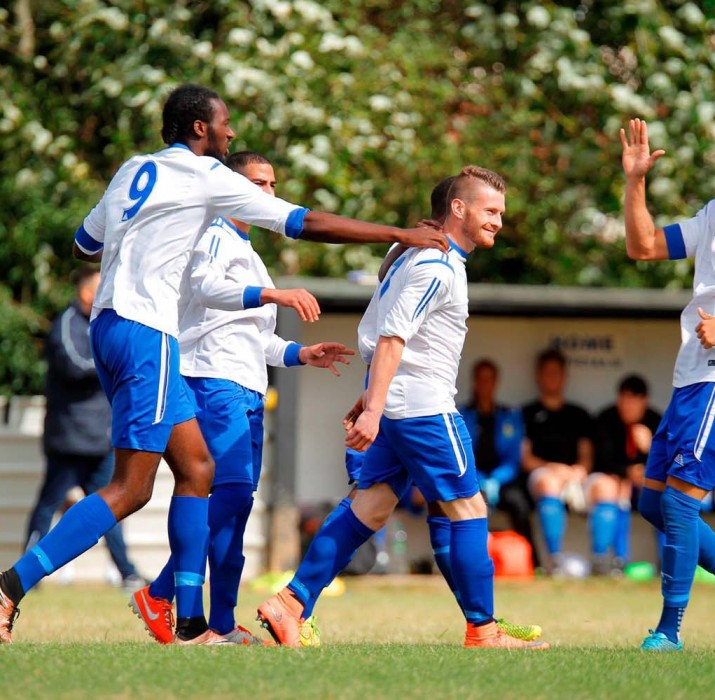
[206,163,308,239]
[664,200,715,260]
[75,192,108,254]
[378,258,452,343]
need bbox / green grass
[2,576,715,699]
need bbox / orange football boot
[0,587,18,644]
[129,585,174,644]
[256,589,306,647]
[465,620,550,649]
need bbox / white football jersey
[664,200,715,387]
[358,242,469,418]
[75,144,307,337]
[178,217,298,395]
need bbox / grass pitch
[2,575,715,699]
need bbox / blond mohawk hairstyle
[448,166,506,206]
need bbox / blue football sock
[14,493,116,593]
[639,487,715,573]
[288,505,374,613]
[149,558,175,602]
[589,502,619,557]
[656,486,700,643]
[449,518,494,625]
[207,484,254,634]
[614,505,631,562]
[537,496,565,556]
[427,515,461,608]
[169,496,209,620]
[302,497,353,618]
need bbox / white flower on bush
[313,188,340,211]
[675,91,694,110]
[139,66,165,85]
[658,26,685,52]
[98,77,123,98]
[3,102,22,125]
[291,50,314,70]
[295,0,333,27]
[344,36,364,57]
[319,33,345,53]
[369,95,392,112]
[526,6,550,29]
[677,2,705,26]
[644,120,667,147]
[27,122,53,152]
[149,19,168,37]
[499,12,519,29]
[649,177,678,199]
[647,72,671,92]
[228,28,254,46]
[611,84,652,116]
[126,90,151,108]
[696,102,715,126]
[311,134,332,158]
[92,7,129,31]
[16,168,38,188]
[193,41,213,60]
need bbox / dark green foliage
[0,1,713,392]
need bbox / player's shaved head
[161,84,221,146]
[448,166,506,208]
[430,176,456,223]
[226,151,272,174]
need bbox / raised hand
[695,307,715,349]
[261,288,320,322]
[619,118,666,180]
[298,342,355,376]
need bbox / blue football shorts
[90,309,195,452]
[184,377,264,490]
[357,412,480,503]
[345,447,364,484]
[645,382,715,491]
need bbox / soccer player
[130,150,354,645]
[587,374,661,575]
[258,166,549,649]
[620,118,715,650]
[0,83,447,645]
[284,178,541,646]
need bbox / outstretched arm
[298,342,355,376]
[619,118,669,261]
[301,211,448,252]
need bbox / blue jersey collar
[168,142,191,151]
[218,216,250,240]
[448,238,469,260]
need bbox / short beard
[204,125,226,162]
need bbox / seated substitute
[587,374,662,575]
[522,348,595,573]
[458,358,539,567]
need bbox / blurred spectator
[24,267,146,592]
[522,348,595,573]
[459,359,540,567]
[587,374,662,575]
